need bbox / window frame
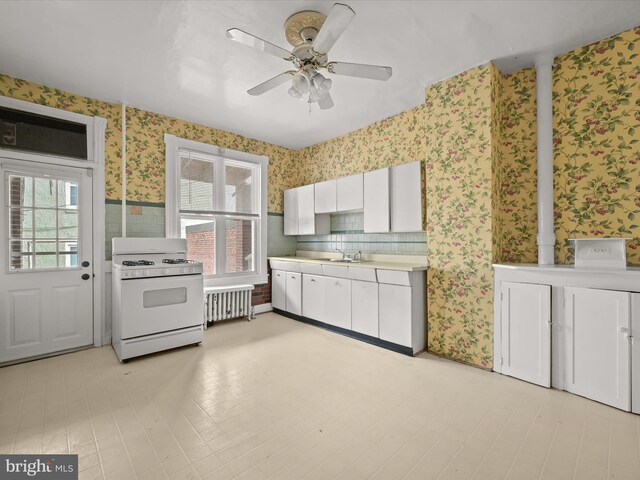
[164,134,268,287]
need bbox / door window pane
[182,217,215,276]
[180,154,214,211]
[225,162,255,214]
[225,218,255,273]
[6,171,81,271]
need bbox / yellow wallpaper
[0,74,300,212]
[0,74,123,199]
[125,107,300,211]
[296,105,426,183]
[425,64,494,368]
[554,26,640,264]
[493,68,538,263]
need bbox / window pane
[9,240,32,271]
[225,162,255,214]
[180,155,214,211]
[8,174,33,207]
[58,243,78,268]
[34,177,57,208]
[35,209,56,239]
[58,210,78,238]
[34,241,56,269]
[225,218,254,273]
[182,217,215,276]
[57,179,78,208]
[8,208,33,239]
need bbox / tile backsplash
[297,212,427,255]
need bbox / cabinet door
[272,270,286,310]
[297,184,316,235]
[285,272,301,315]
[379,284,411,346]
[325,277,352,330]
[314,180,337,213]
[337,173,363,211]
[565,287,631,411]
[302,274,325,321]
[352,280,378,337]
[363,168,389,233]
[500,282,551,387]
[390,161,422,232]
[284,188,298,235]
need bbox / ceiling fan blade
[327,62,392,81]
[318,92,334,110]
[247,71,294,96]
[227,28,293,60]
[312,3,355,54]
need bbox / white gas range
[111,238,204,362]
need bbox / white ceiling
[1,1,640,149]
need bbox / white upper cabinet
[314,179,337,213]
[283,188,298,235]
[336,173,364,211]
[390,161,422,232]
[363,167,390,233]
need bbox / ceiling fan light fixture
[288,86,303,99]
[292,72,309,94]
[312,72,332,96]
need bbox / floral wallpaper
[425,64,494,368]
[0,74,300,212]
[125,107,300,211]
[0,74,123,199]
[553,26,640,264]
[493,68,538,263]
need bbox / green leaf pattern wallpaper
[553,26,640,264]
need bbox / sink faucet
[336,248,351,260]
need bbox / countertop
[268,252,428,272]
[493,262,640,275]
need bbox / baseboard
[254,303,273,314]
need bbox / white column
[536,59,556,265]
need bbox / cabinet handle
[291,276,296,280]
[619,326,630,339]
[310,279,316,282]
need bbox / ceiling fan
[226,3,393,110]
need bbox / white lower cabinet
[302,274,325,321]
[272,269,301,315]
[499,282,551,388]
[379,284,412,347]
[272,270,286,311]
[285,272,302,316]
[564,287,631,411]
[352,280,379,337]
[324,277,351,330]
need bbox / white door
[390,161,422,232]
[632,294,640,414]
[272,270,286,310]
[297,185,316,235]
[500,282,551,387]
[336,173,363,211]
[0,161,93,364]
[363,168,389,233]
[565,287,631,411]
[314,180,336,213]
[379,284,412,346]
[324,277,351,330]
[352,280,378,337]
[283,189,298,235]
[302,274,325,321]
[285,272,301,315]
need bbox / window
[165,135,268,286]
[6,172,80,271]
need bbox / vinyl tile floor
[1,312,639,480]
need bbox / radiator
[204,284,255,325]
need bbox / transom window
[6,172,79,271]
[165,135,268,286]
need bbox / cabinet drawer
[269,260,300,272]
[299,262,324,275]
[376,269,411,286]
[322,264,350,279]
[349,267,377,282]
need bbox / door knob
[82,261,90,267]
[81,273,90,280]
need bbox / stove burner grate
[162,258,196,264]
[122,260,155,266]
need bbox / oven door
[120,274,204,339]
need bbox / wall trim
[254,303,273,314]
[106,199,165,208]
